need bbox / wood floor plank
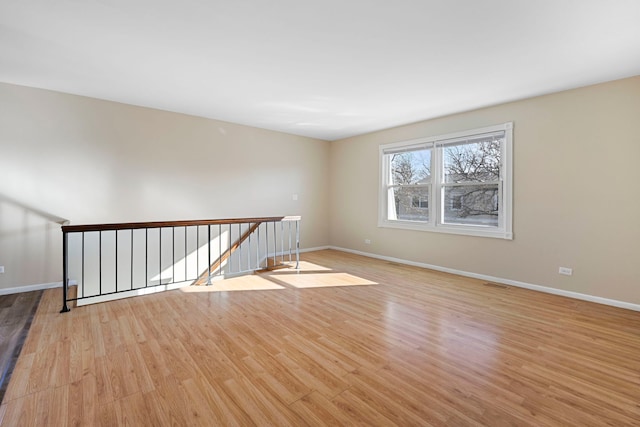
[142,388,186,426]
[330,387,398,426]
[223,375,309,427]
[80,372,98,424]
[289,390,359,426]
[116,391,152,426]
[67,380,84,427]
[344,368,442,426]
[0,393,26,426]
[2,249,640,425]
[145,375,190,426]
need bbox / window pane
[443,138,501,183]
[392,186,429,221]
[443,185,499,227]
[390,149,431,185]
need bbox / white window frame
[378,122,513,240]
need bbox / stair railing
[60,216,300,312]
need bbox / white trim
[262,246,330,259]
[381,123,510,148]
[380,138,434,154]
[300,246,330,253]
[328,246,640,312]
[0,279,78,295]
[378,219,513,239]
[255,245,331,258]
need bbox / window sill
[378,220,513,240]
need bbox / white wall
[0,82,330,290]
[329,76,640,305]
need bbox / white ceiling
[1,1,640,141]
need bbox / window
[379,123,513,239]
[384,147,432,222]
[450,195,462,210]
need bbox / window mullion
[498,180,504,229]
[434,144,442,227]
[441,181,500,188]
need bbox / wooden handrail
[62,216,301,233]
[60,215,301,312]
[193,222,262,285]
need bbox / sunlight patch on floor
[290,260,333,272]
[268,272,377,288]
[180,275,285,292]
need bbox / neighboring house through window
[450,194,462,211]
[412,195,429,209]
[379,123,513,239]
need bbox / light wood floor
[1,249,639,426]
[0,291,42,402]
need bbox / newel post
[60,229,70,313]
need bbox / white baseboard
[301,246,330,253]
[0,280,78,296]
[329,246,640,312]
[262,246,330,261]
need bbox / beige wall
[330,76,640,305]
[3,77,640,305]
[0,83,330,290]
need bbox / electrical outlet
[559,267,573,276]
[0,266,4,274]
[364,239,371,244]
